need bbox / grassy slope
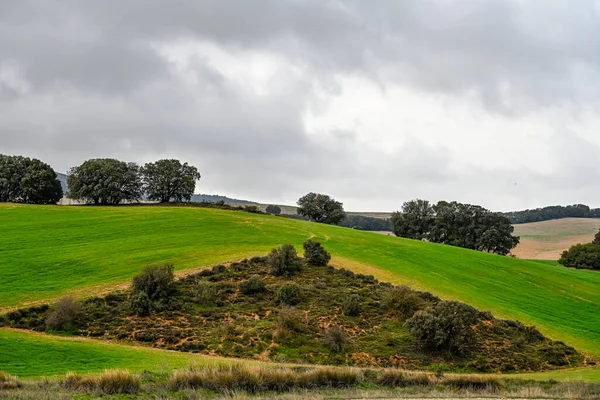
[0,329,230,377]
[1,204,599,359]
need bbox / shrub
[303,240,331,266]
[341,294,361,316]
[46,297,82,331]
[129,291,151,316]
[240,275,266,295]
[276,306,306,333]
[266,205,282,215]
[558,243,600,270]
[323,325,351,353]
[267,245,302,276]
[377,369,431,387]
[0,371,22,390]
[275,283,302,306]
[98,369,140,394]
[61,371,98,391]
[194,281,217,305]
[405,301,479,355]
[384,285,424,318]
[131,264,174,301]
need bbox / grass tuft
[0,370,23,389]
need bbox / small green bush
[303,240,331,266]
[275,283,302,306]
[46,297,82,331]
[268,245,302,276]
[323,325,351,353]
[384,285,424,318]
[240,275,266,295]
[131,264,174,301]
[341,294,361,316]
[405,301,478,355]
[129,291,151,316]
[195,281,217,305]
[277,306,306,333]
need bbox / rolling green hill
[0,203,598,368]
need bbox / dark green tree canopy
[392,199,519,255]
[391,199,434,240]
[141,159,201,203]
[67,158,143,205]
[297,192,346,225]
[559,243,600,270]
[0,155,62,204]
[266,204,282,215]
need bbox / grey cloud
[2,0,600,211]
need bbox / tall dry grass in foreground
[1,365,599,398]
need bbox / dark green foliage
[391,199,434,240]
[303,240,331,266]
[131,264,175,303]
[559,243,600,270]
[392,199,519,255]
[0,155,62,204]
[275,283,301,305]
[67,159,142,205]
[338,214,392,231]
[243,205,263,214]
[323,325,351,353]
[240,275,266,295]
[593,229,600,245]
[341,294,361,316]
[129,291,151,316]
[267,245,302,276]
[141,159,201,203]
[45,297,82,331]
[502,203,600,224]
[405,301,479,355]
[266,205,282,215]
[194,281,217,305]
[384,285,424,318]
[297,192,346,225]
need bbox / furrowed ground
[0,203,599,379]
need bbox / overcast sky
[2,0,600,212]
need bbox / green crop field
[1,204,599,380]
[0,329,251,378]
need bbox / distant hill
[190,194,257,205]
[502,204,600,224]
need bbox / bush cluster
[240,275,266,295]
[384,285,424,318]
[275,283,302,306]
[303,240,331,266]
[130,264,175,315]
[341,294,361,316]
[558,243,600,270]
[267,245,302,276]
[45,297,82,331]
[405,301,478,355]
[323,325,352,353]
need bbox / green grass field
[1,204,599,380]
[0,329,217,377]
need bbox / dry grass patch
[0,370,23,389]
